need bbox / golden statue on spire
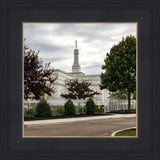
[75,40,77,48]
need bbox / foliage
[95,105,105,113]
[24,40,56,100]
[86,97,96,115]
[26,107,35,117]
[64,99,76,115]
[100,35,136,111]
[115,129,136,136]
[79,106,86,113]
[56,107,64,115]
[109,90,128,100]
[110,109,136,114]
[61,79,99,100]
[36,98,52,117]
[133,90,136,99]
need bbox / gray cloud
[83,64,102,69]
[24,23,136,75]
[32,42,62,51]
[42,57,64,63]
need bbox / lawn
[115,129,136,136]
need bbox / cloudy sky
[24,23,136,75]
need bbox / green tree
[36,98,52,117]
[133,90,136,99]
[109,90,128,100]
[86,97,96,115]
[100,35,136,111]
[64,99,76,115]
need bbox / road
[24,117,136,137]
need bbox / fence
[106,99,136,112]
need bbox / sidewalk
[24,114,136,128]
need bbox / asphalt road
[24,117,136,137]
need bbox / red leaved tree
[24,43,56,100]
[61,79,99,105]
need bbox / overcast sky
[24,23,136,75]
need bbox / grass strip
[115,129,136,136]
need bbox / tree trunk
[127,91,131,111]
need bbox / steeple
[72,40,81,73]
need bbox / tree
[133,90,136,99]
[36,98,52,117]
[86,97,96,115]
[100,35,136,111]
[61,79,99,103]
[108,90,128,100]
[24,42,56,100]
[64,99,76,115]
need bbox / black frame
[0,0,160,160]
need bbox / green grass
[115,129,136,136]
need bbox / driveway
[24,117,136,137]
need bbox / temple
[45,41,109,107]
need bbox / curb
[111,127,136,137]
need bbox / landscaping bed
[24,113,113,121]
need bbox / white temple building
[45,41,109,107]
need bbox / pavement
[24,116,136,137]
[24,114,136,128]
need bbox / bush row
[110,109,136,114]
[79,104,105,114]
[25,98,136,117]
[26,97,97,117]
[57,98,96,116]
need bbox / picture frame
[0,0,159,159]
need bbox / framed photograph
[23,22,137,138]
[0,0,159,159]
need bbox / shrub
[64,99,76,115]
[110,109,136,114]
[26,107,35,117]
[86,97,96,115]
[79,106,86,114]
[56,107,64,115]
[36,98,52,117]
[96,105,105,113]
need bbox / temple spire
[72,40,81,73]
